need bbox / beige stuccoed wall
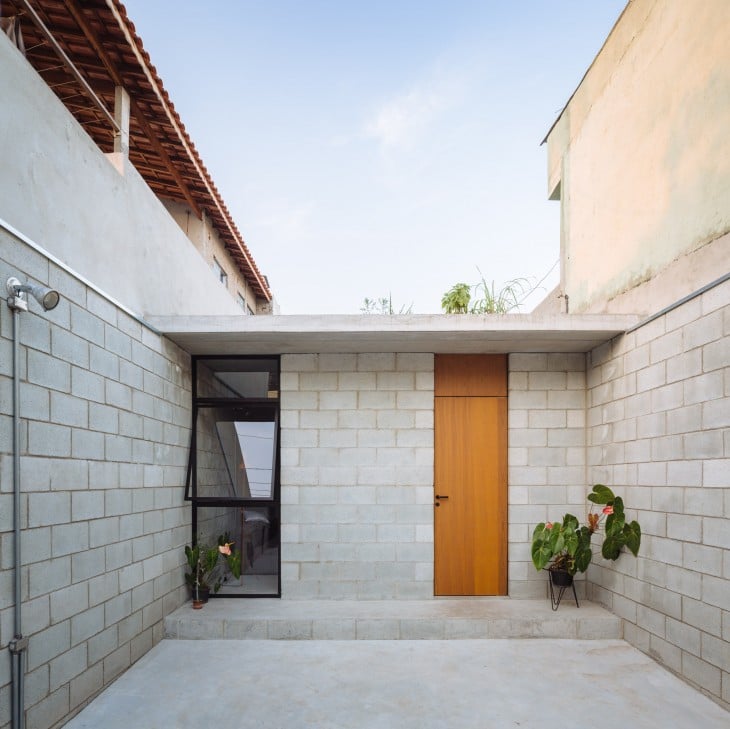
[547,0,730,314]
[162,200,263,315]
[0,35,242,319]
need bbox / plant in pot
[531,484,642,589]
[185,534,242,608]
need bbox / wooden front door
[434,355,507,595]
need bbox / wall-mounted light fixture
[6,276,60,312]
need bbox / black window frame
[185,354,281,598]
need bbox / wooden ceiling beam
[62,0,202,218]
[17,0,120,132]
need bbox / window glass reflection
[196,506,279,596]
[216,420,275,499]
[196,358,279,399]
[197,408,276,499]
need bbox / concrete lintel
[147,313,640,355]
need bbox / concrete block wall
[585,278,730,709]
[507,353,587,598]
[0,238,191,729]
[280,353,434,599]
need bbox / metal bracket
[6,277,28,311]
[9,636,29,654]
[7,295,28,312]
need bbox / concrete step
[163,598,622,641]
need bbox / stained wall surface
[546,0,730,314]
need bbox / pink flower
[218,543,232,556]
[545,522,553,529]
[602,505,614,515]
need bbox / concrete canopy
[147,313,640,355]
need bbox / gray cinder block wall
[280,353,435,600]
[281,351,590,602]
[507,353,587,599]
[585,279,730,709]
[0,237,191,729]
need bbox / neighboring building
[540,0,730,707]
[540,0,729,317]
[0,1,728,728]
[1,0,273,317]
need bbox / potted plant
[531,484,641,587]
[184,534,242,607]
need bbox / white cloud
[255,200,316,240]
[365,88,444,147]
[364,68,467,150]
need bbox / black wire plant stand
[545,568,579,611]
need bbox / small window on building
[212,258,227,286]
[247,305,255,316]
[237,293,246,311]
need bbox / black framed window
[186,356,280,597]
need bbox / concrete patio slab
[64,639,728,729]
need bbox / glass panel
[196,505,279,596]
[197,358,279,400]
[196,407,276,499]
[215,420,275,499]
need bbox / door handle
[435,494,449,500]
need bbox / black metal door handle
[435,494,449,500]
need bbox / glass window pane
[195,505,279,596]
[196,358,279,400]
[197,407,276,499]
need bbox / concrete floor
[64,638,729,728]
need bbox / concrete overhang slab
[147,313,640,355]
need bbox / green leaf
[532,543,553,571]
[228,550,242,579]
[587,484,614,504]
[612,496,625,515]
[605,511,625,536]
[441,283,471,314]
[184,544,199,571]
[574,545,593,573]
[602,535,622,561]
[624,521,641,556]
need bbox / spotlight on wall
[6,276,60,312]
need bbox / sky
[122,1,627,315]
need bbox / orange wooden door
[434,357,507,595]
